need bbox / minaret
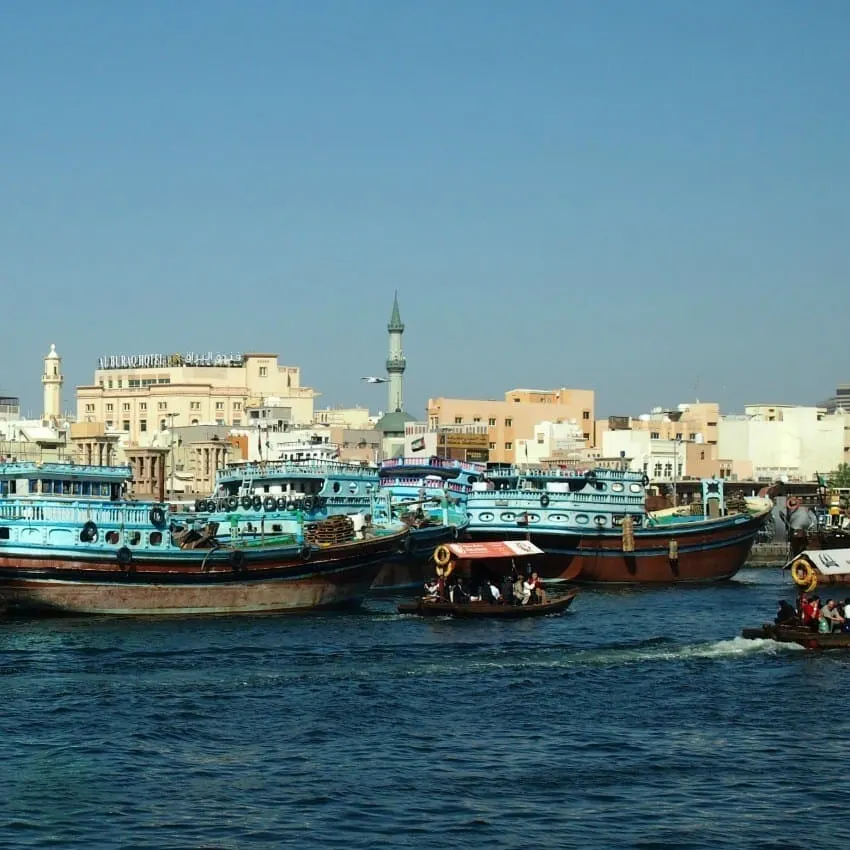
[386,292,406,413]
[42,343,63,423]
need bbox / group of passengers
[424,570,546,606]
[775,595,850,634]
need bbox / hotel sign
[440,433,489,449]
[97,352,245,370]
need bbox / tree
[828,463,850,488]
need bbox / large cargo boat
[0,461,407,615]
[465,468,771,583]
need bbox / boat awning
[788,548,850,576]
[445,541,543,559]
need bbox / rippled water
[2,567,849,849]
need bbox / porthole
[576,514,589,525]
[105,530,120,544]
[612,483,624,493]
[548,514,569,523]
[128,531,141,546]
[478,512,494,522]
[629,484,643,494]
[149,531,163,546]
[593,516,607,527]
[526,513,540,523]
[349,483,358,494]
[500,512,516,522]
[333,482,341,493]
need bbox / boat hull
[465,513,766,583]
[742,623,850,650]
[0,535,403,616]
[398,589,578,618]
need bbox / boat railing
[380,456,486,474]
[0,461,132,480]
[468,490,644,506]
[0,499,157,526]
[218,460,378,482]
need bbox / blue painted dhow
[0,461,408,615]
[466,468,771,583]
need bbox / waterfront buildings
[426,388,595,465]
[76,351,317,444]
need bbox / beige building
[77,351,317,444]
[595,402,721,448]
[427,388,595,465]
[315,406,374,429]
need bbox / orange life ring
[434,545,452,566]
[791,558,815,588]
[787,496,801,511]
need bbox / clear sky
[2,0,848,419]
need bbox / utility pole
[166,413,179,499]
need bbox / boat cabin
[0,461,130,501]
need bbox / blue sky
[2,0,848,419]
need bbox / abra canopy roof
[445,541,543,559]
[789,548,850,576]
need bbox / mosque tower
[386,291,406,413]
[42,343,63,423]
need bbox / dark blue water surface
[3,568,850,849]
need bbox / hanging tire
[194,499,204,512]
[251,496,262,511]
[263,496,277,512]
[227,496,239,511]
[230,550,246,572]
[276,497,287,510]
[80,520,98,543]
[303,495,316,512]
[641,474,650,487]
[286,500,296,511]
[241,496,253,510]
[149,507,166,527]
[117,546,133,569]
[540,494,550,508]
[300,545,312,562]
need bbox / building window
[122,420,130,432]
[108,380,113,389]
[117,380,123,388]
[454,416,462,424]
[675,433,682,440]
[700,450,705,460]
[85,404,94,413]
[232,419,241,426]
[106,403,113,412]
[489,442,496,450]
[216,402,224,410]
[140,420,147,433]
[234,402,242,411]
[505,418,512,427]
[122,403,130,412]
[650,431,659,439]
[259,366,268,377]
[664,463,672,476]
[106,420,113,428]
[582,411,590,420]
[505,442,512,450]
[653,463,662,476]
[190,402,200,410]
[583,432,590,440]
[488,418,496,426]
[473,417,480,423]
[158,402,167,410]
[537,435,544,444]
[160,419,166,430]
[140,403,147,411]
[192,419,199,425]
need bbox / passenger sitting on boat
[528,572,546,605]
[450,579,470,604]
[512,575,528,605]
[424,579,440,599]
[488,580,502,604]
[818,600,845,634]
[501,575,515,605]
[804,595,821,629]
[774,599,799,626]
[842,598,850,633]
